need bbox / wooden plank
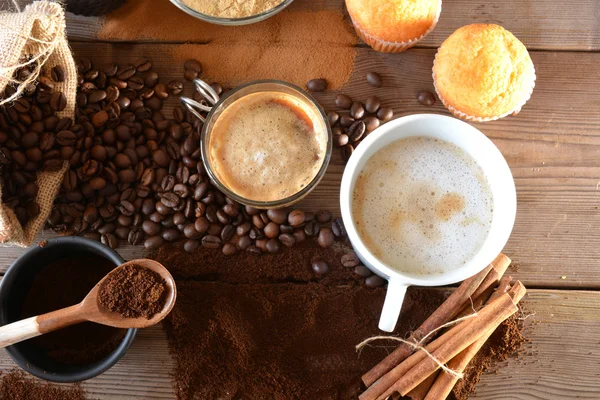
[0,289,598,399]
[64,0,600,51]
[1,42,598,289]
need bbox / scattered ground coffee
[20,256,126,365]
[164,281,447,399]
[0,370,87,400]
[156,244,527,399]
[98,264,167,319]
[99,0,357,88]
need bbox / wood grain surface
[0,289,597,399]
[64,0,600,51]
[1,0,600,398]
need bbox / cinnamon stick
[378,293,518,399]
[405,371,440,400]
[362,256,509,387]
[424,281,526,400]
[359,311,479,400]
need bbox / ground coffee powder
[0,370,87,400]
[98,264,167,319]
[156,244,527,399]
[98,0,357,89]
[20,256,126,365]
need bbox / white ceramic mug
[340,114,516,332]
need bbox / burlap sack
[0,1,77,246]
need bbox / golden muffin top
[433,24,535,119]
[345,0,441,43]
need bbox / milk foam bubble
[352,136,493,276]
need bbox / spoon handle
[0,304,85,349]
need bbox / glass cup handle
[180,78,220,123]
[378,279,408,332]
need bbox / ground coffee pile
[0,370,87,400]
[20,257,126,365]
[98,0,357,89]
[98,264,167,319]
[156,245,527,399]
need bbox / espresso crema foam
[209,92,327,202]
[352,136,494,276]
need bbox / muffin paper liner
[350,1,442,53]
[432,49,537,122]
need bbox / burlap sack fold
[0,1,77,246]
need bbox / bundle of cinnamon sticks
[360,254,525,400]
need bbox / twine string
[355,311,479,380]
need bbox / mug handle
[378,279,408,332]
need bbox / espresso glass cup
[340,114,516,332]
[200,80,332,209]
[169,0,294,26]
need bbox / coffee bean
[184,239,200,253]
[153,149,170,167]
[350,102,365,119]
[266,239,281,254]
[341,144,354,162]
[312,259,329,275]
[317,227,334,248]
[184,69,198,81]
[238,235,252,250]
[335,94,352,109]
[88,90,107,103]
[335,134,349,147]
[327,111,339,126]
[128,228,144,245]
[332,217,347,238]
[364,116,380,132]
[287,210,304,226]
[365,275,386,288]
[221,224,235,242]
[307,78,328,92]
[101,233,118,249]
[339,115,355,128]
[144,235,164,250]
[266,209,287,224]
[142,220,161,235]
[348,120,366,142]
[365,96,381,113]
[167,80,184,95]
[184,223,202,239]
[366,72,382,87]
[202,235,222,249]
[184,59,203,73]
[264,222,280,239]
[417,90,436,106]
[162,228,180,242]
[341,252,360,267]
[92,110,108,128]
[278,233,296,247]
[304,220,320,237]
[194,217,210,234]
[50,92,66,111]
[51,65,65,82]
[222,243,237,256]
[316,210,332,223]
[354,265,373,277]
[377,107,394,122]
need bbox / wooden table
[2,0,600,398]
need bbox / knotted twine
[0,1,76,246]
[356,312,480,380]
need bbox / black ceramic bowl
[0,237,137,382]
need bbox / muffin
[345,0,442,53]
[433,24,536,122]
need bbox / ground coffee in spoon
[20,256,126,365]
[98,264,167,319]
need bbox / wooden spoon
[0,259,176,349]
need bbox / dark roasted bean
[202,235,222,249]
[365,275,386,288]
[366,72,382,87]
[332,217,347,237]
[341,252,361,267]
[307,78,327,92]
[312,259,329,275]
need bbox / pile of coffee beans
[0,64,71,225]
[43,57,348,257]
[328,92,394,162]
